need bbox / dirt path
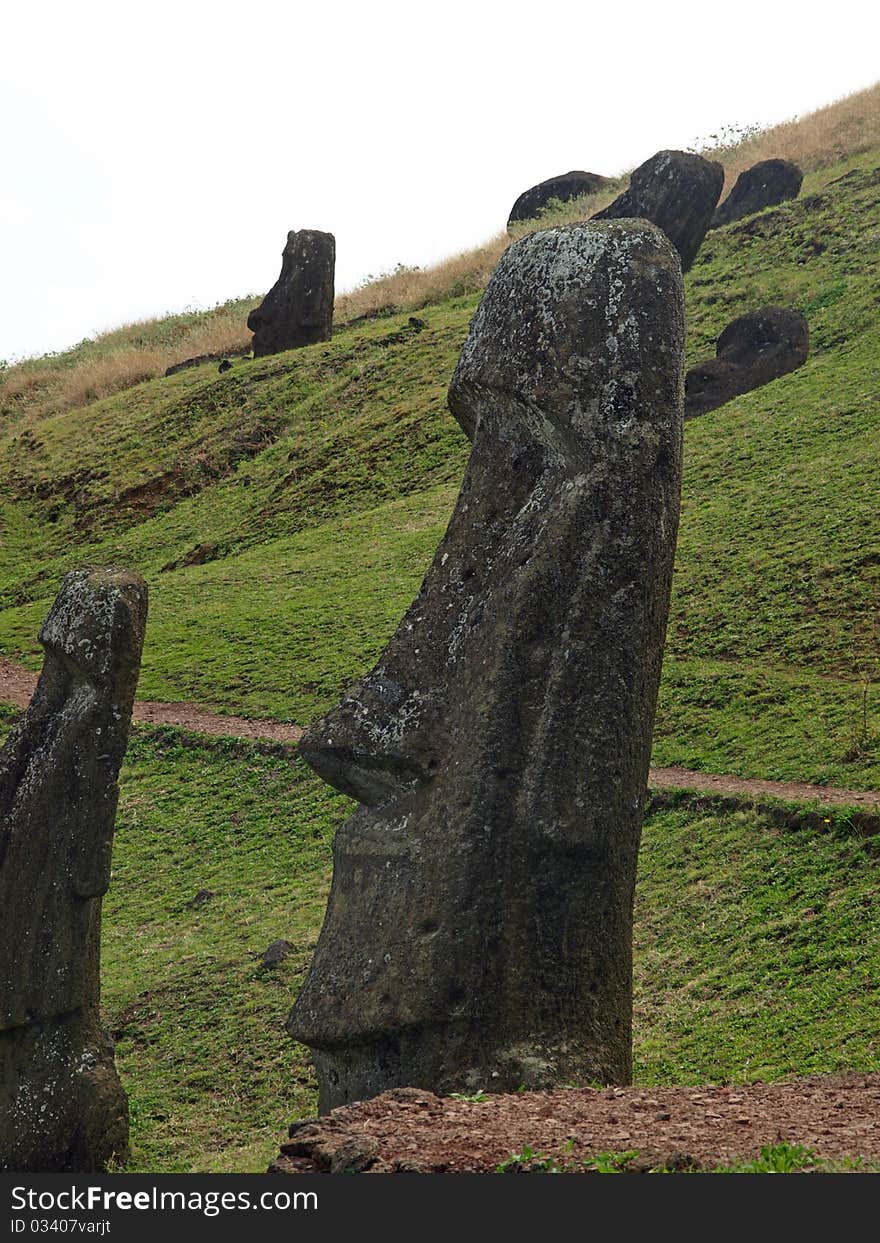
[271,1075,880,1173]
[649,765,880,811]
[0,658,303,744]
[2,657,878,809]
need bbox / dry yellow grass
[706,81,880,191]
[335,182,622,324]
[1,303,256,430]
[2,81,877,428]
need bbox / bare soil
[651,765,880,811]
[270,1076,880,1173]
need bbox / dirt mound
[270,1075,880,1173]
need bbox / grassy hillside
[1,709,872,1172]
[1,148,878,787]
[1,91,879,1175]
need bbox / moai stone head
[247,229,336,357]
[0,566,146,1174]
[594,150,724,271]
[711,159,803,229]
[0,567,148,1032]
[290,220,685,1112]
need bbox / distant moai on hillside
[507,170,611,228]
[0,567,147,1172]
[247,229,335,357]
[711,159,803,229]
[685,306,809,418]
[594,149,723,271]
[289,219,685,1112]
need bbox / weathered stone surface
[247,229,335,357]
[593,150,723,271]
[0,567,147,1172]
[685,306,809,419]
[507,170,610,228]
[711,159,803,228]
[289,220,685,1112]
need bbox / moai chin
[247,228,335,357]
[289,220,685,1112]
[0,567,148,1172]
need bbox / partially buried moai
[247,228,335,357]
[0,567,147,1172]
[289,220,685,1112]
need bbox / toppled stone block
[507,170,610,228]
[247,229,335,357]
[685,306,809,419]
[164,349,248,378]
[289,220,684,1112]
[0,567,147,1172]
[711,159,803,229]
[260,939,294,968]
[594,149,723,271]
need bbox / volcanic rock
[0,567,147,1172]
[711,159,803,228]
[289,220,685,1112]
[247,229,335,358]
[594,149,723,271]
[685,306,809,418]
[508,170,610,227]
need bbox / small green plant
[583,1149,641,1174]
[495,1145,559,1173]
[449,1090,489,1103]
[718,1143,817,1173]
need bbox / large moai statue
[0,567,148,1172]
[593,150,724,271]
[289,220,685,1112]
[247,229,335,357]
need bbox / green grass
[496,1143,879,1173]
[633,807,880,1084]
[100,728,351,1173]
[1,142,880,1173]
[0,716,876,1172]
[2,153,879,787]
[107,752,880,1171]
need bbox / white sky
[2,0,878,362]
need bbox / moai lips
[0,567,147,1172]
[290,220,685,1112]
